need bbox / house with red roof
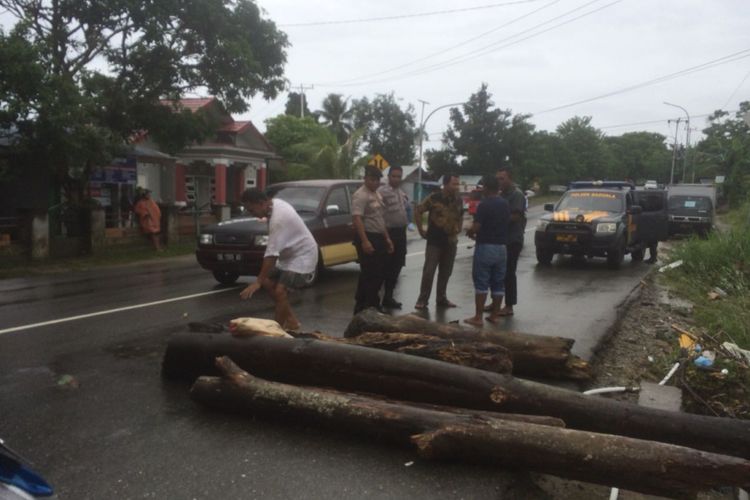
[138,97,278,214]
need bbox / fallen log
[191,357,750,498]
[162,334,750,459]
[290,331,512,374]
[343,309,590,380]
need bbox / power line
[533,48,750,115]
[278,0,544,27]
[318,0,622,88]
[598,112,720,130]
[722,67,750,109]
[316,0,561,86]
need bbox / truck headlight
[199,233,213,245]
[254,234,269,246]
[596,223,617,233]
[536,220,549,231]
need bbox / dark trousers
[417,242,457,305]
[354,232,388,314]
[383,226,407,299]
[504,241,523,306]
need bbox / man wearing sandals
[414,174,463,310]
[464,176,510,326]
[239,188,318,331]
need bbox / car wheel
[606,241,625,269]
[536,247,553,266]
[631,248,644,262]
[213,271,239,285]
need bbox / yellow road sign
[367,154,390,171]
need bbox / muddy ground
[529,253,739,499]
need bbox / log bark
[191,357,750,498]
[412,425,750,498]
[162,334,750,459]
[343,309,590,380]
[290,331,513,374]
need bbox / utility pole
[668,118,681,185]
[417,99,429,202]
[664,102,690,184]
[297,84,314,118]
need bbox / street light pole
[664,102,690,184]
[667,118,681,185]
[416,100,465,201]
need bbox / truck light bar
[568,181,634,190]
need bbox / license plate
[217,253,241,261]
[556,234,577,243]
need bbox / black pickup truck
[534,181,668,269]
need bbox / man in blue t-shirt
[464,176,510,327]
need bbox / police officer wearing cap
[351,166,394,314]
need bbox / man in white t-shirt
[239,188,318,330]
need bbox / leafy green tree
[265,114,361,180]
[555,116,611,181]
[285,92,313,118]
[694,102,750,206]
[353,93,418,167]
[0,0,288,199]
[524,131,565,190]
[445,84,511,176]
[604,132,671,183]
[318,94,354,145]
[425,149,460,179]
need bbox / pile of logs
[164,311,750,497]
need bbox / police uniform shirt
[378,184,409,228]
[352,185,387,234]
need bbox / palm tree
[318,94,354,145]
[292,127,364,179]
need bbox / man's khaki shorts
[268,267,315,289]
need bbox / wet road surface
[0,207,653,499]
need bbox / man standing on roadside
[414,173,463,310]
[352,166,394,314]
[493,167,527,317]
[378,166,409,309]
[464,176,510,326]
[239,188,318,331]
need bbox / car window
[325,186,350,215]
[668,195,712,211]
[269,186,326,213]
[557,191,624,213]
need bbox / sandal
[437,300,457,308]
[414,302,427,310]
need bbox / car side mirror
[544,203,554,212]
[325,204,341,216]
[628,205,643,215]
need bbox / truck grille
[214,233,253,245]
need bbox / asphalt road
[0,207,654,499]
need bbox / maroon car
[196,180,362,285]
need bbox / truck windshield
[668,195,713,212]
[557,191,623,213]
[269,186,326,213]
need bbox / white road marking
[0,287,238,336]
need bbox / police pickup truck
[534,181,668,269]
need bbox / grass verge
[0,242,196,280]
[660,202,750,418]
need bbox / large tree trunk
[290,331,512,374]
[163,334,750,459]
[343,309,590,380]
[191,357,750,498]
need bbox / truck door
[634,190,668,242]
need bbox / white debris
[658,260,684,273]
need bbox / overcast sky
[241,0,750,151]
